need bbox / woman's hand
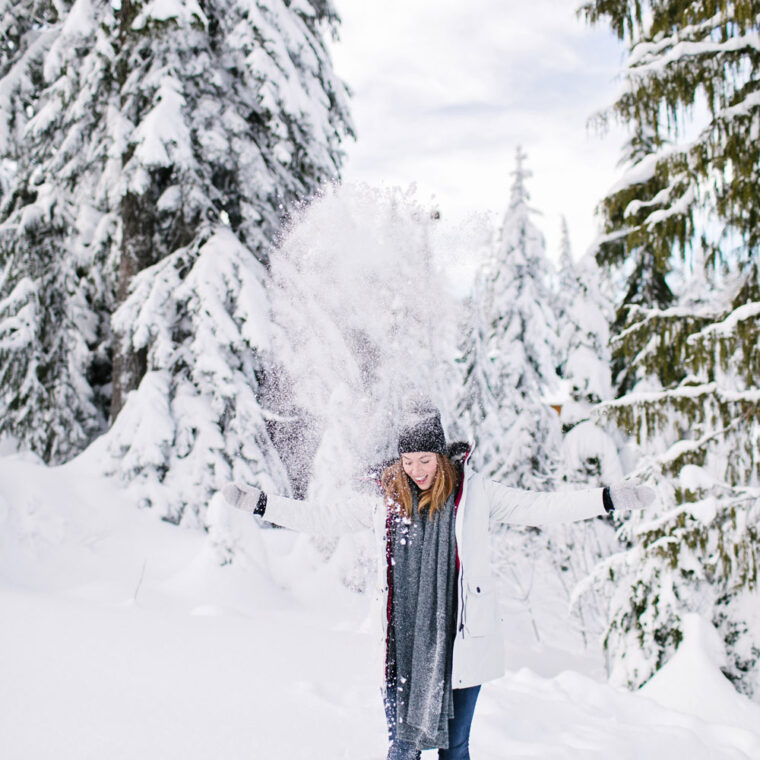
[222,483,267,515]
[607,483,656,512]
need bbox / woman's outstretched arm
[222,483,375,535]
[484,479,607,526]
[483,478,655,526]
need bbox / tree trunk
[110,190,154,421]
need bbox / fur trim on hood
[446,441,471,469]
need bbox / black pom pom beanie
[397,400,447,456]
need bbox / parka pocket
[463,577,498,637]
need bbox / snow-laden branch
[612,304,720,344]
[688,301,760,341]
[641,185,695,227]
[597,381,760,408]
[713,89,760,122]
[627,13,725,65]
[629,28,760,75]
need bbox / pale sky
[328,0,629,265]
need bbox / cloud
[329,0,629,262]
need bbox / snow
[0,29,57,153]
[691,300,760,340]
[629,31,760,75]
[3,452,760,760]
[131,74,195,169]
[43,0,97,82]
[0,278,36,350]
[679,463,718,491]
[643,185,696,227]
[270,184,461,481]
[560,420,624,484]
[131,0,208,31]
[605,150,662,196]
[99,226,285,523]
[597,381,760,409]
[641,614,760,737]
[716,90,760,123]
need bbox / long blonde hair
[381,453,458,519]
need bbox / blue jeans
[385,684,481,760]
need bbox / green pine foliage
[581,0,760,697]
[581,0,760,268]
[590,265,760,695]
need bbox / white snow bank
[641,614,760,736]
[3,453,760,759]
[477,665,760,759]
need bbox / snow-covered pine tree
[592,130,678,396]
[542,217,622,648]
[458,147,561,489]
[580,0,760,275]
[557,217,614,411]
[587,269,760,696]
[0,0,118,461]
[456,151,584,647]
[554,218,620,486]
[0,0,352,522]
[456,265,499,453]
[580,0,760,696]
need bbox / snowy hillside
[3,451,760,760]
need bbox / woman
[223,401,654,759]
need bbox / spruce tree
[0,0,352,521]
[457,268,500,454]
[580,0,760,696]
[0,0,117,461]
[458,147,561,489]
[587,269,760,695]
[581,1,760,273]
[554,219,621,486]
[556,217,614,412]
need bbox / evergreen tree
[580,0,760,696]
[0,0,352,521]
[458,147,561,489]
[556,217,614,411]
[457,267,500,452]
[0,0,117,461]
[554,219,621,486]
[459,205,618,650]
[586,268,760,696]
[581,1,760,273]
[550,219,623,646]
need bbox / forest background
[0,0,759,755]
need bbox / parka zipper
[453,453,469,635]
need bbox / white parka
[263,451,607,690]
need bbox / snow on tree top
[132,0,208,31]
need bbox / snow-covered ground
[2,450,760,760]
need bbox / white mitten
[608,483,656,512]
[222,483,264,513]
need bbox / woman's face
[401,452,438,491]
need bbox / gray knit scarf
[387,486,458,750]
